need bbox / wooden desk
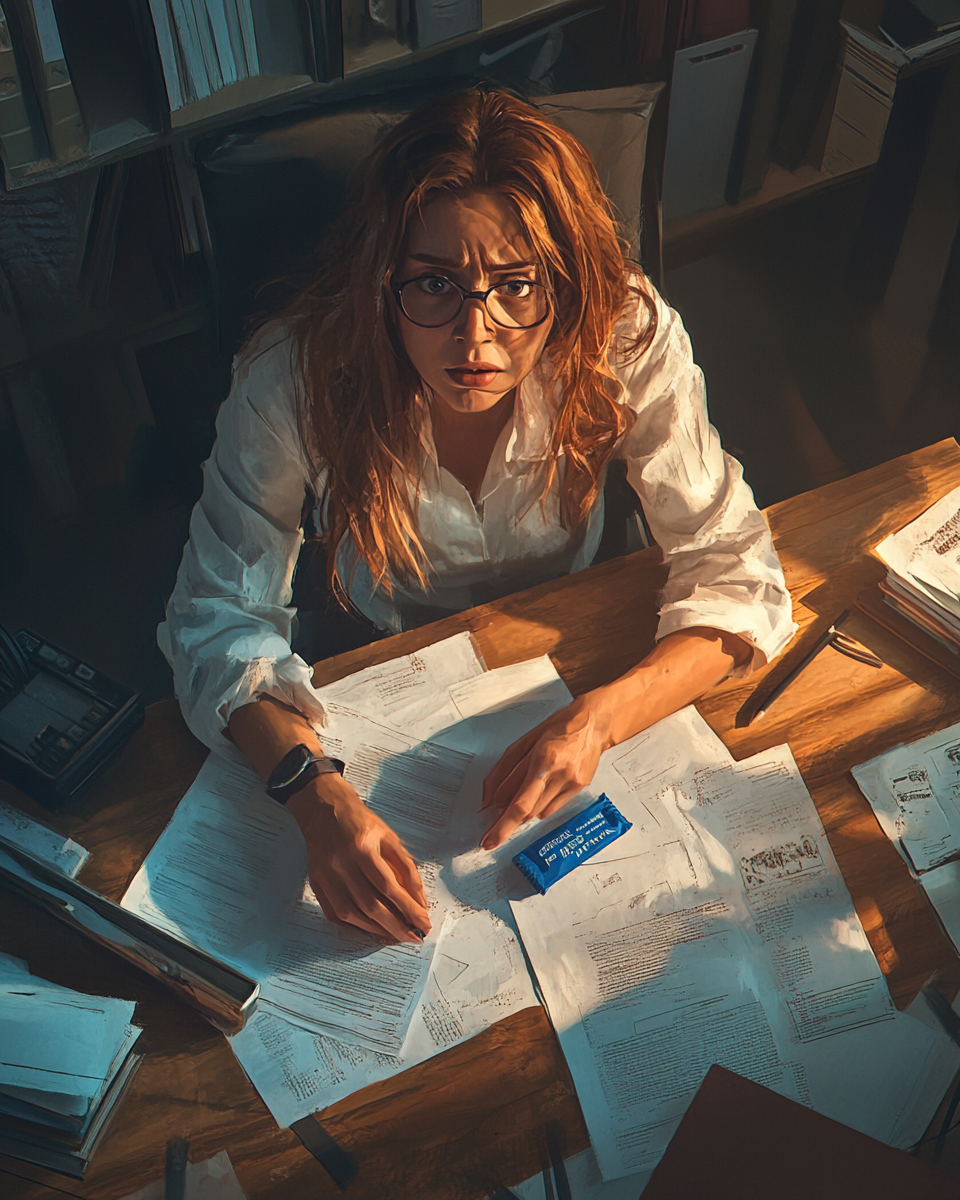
[3,440,960,1199]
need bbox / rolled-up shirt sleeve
[617,291,797,674]
[157,331,329,753]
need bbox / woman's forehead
[401,189,536,270]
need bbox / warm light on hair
[271,87,658,604]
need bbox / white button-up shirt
[158,289,796,753]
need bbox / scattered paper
[122,640,578,1125]
[228,655,572,1124]
[853,718,960,874]
[512,736,901,1181]
[120,1150,248,1200]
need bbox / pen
[165,1136,188,1200]
[749,610,867,725]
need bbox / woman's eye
[417,277,452,296]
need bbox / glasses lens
[399,277,463,327]
[486,281,548,328]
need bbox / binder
[663,28,758,220]
[13,0,85,162]
[0,1,38,172]
[0,837,259,1034]
[726,0,800,203]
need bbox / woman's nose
[453,297,495,343]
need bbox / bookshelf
[0,0,590,190]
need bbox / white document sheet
[120,1149,249,1200]
[512,738,900,1181]
[853,718,960,873]
[121,752,439,1055]
[315,630,485,744]
[0,799,88,877]
[502,1001,959,1199]
[507,1148,651,1200]
[228,655,572,1125]
[674,747,894,1043]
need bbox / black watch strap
[266,743,345,806]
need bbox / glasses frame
[391,275,552,330]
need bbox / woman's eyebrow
[405,252,537,272]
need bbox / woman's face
[394,189,552,415]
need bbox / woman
[159,88,795,946]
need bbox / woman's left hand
[479,693,612,850]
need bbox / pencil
[749,610,851,725]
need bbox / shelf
[663,161,875,269]
[2,0,593,192]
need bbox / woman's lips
[445,365,501,387]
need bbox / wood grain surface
[3,439,960,1199]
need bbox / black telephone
[0,626,144,809]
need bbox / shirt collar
[417,361,557,473]
[505,362,555,463]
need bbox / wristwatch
[266,743,345,805]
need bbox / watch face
[272,743,311,789]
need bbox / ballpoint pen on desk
[746,610,883,726]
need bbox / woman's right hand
[286,773,431,944]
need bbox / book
[147,0,185,110]
[771,0,844,170]
[79,161,130,309]
[12,0,85,162]
[663,28,758,219]
[726,0,799,203]
[0,1,38,172]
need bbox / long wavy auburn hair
[273,87,658,603]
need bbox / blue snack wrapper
[512,794,632,895]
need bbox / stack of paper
[854,717,960,951]
[873,483,960,655]
[0,952,142,1179]
[821,29,898,176]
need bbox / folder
[643,1064,958,1199]
[663,28,758,220]
[13,0,85,161]
[0,1,38,172]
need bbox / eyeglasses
[392,275,551,330]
